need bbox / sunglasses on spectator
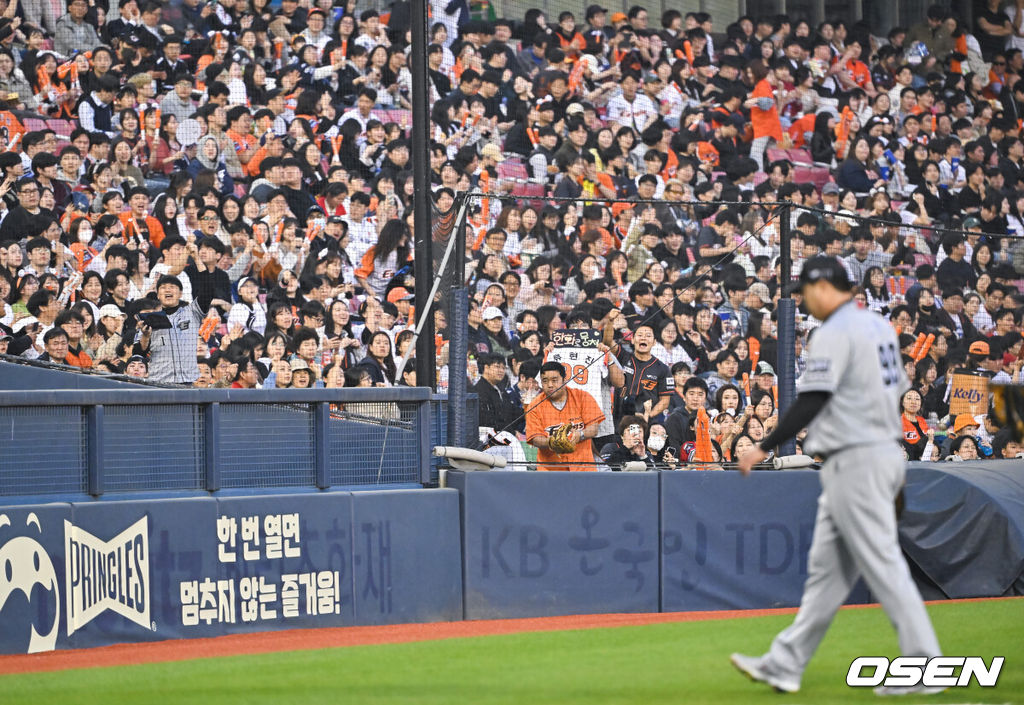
[201,216,219,221]
[994,61,1006,66]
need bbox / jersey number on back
[878,342,900,387]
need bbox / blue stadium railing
[0,387,479,498]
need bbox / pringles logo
[64,517,150,636]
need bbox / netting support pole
[410,0,434,389]
[448,203,469,447]
[776,205,797,457]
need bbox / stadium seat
[766,148,789,164]
[787,148,814,165]
[511,181,546,208]
[792,165,832,189]
[497,160,528,182]
[46,119,73,138]
[23,117,47,132]
[384,109,410,125]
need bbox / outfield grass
[3,600,1021,705]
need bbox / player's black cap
[784,255,852,295]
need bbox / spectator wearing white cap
[481,306,513,357]
[227,276,267,336]
[93,304,127,363]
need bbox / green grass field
[4,600,1021,705]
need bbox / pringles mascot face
[0,513,60,653]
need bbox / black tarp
[901,461,1024,599]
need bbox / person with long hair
[354,219,410,298]
[300,141,327,192]
[900,388,929,460]
[861,266,890,313]
[358,330,396,385]
[323,299,360,369]
[108,137,146,191]
[652,319,693,367]
[836,136,884,194]
[149,113,186,176]
[519,256,555,311]
[264,302,297,340]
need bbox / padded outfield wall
[0,463,1021,655]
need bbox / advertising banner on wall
[451,471,661,619]
[0,490,462,655]
[660,471,871,611]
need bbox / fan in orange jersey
[526,361,605,471]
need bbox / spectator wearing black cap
[138,273,215,384]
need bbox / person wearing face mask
[68,217,98,273]
[914,288,944,334]
[602,415,657,469]
[645,422,677,468]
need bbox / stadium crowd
[0,0,1022,465]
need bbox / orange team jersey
[0,111,24,148]
[843,59,871,89]
[902,415,927,447]
[119,212,167,249]
[227,128,257,157]
[525,386,605,471]
[787,113,817,148]
[750,79,783,141]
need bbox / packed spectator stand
[0,0,1023,467]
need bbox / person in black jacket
[664,376,708,457]
[935,231,977,291]
[185,236,232,312]
[600,415,657,469]
[809,110,835,166]
[472,353,521,434]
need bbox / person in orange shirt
[744,61,783,169]
[836,38,877,98]
[119,186,166,248]
[526,361,605,471]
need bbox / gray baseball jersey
[797,301,908,456]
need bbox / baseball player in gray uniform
[733,256,943,696]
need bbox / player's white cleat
[873,683,949,696]
[730,653,801,693]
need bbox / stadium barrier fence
[0,387,460,497]
[0,462,1020,654]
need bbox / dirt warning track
[0,596,1016,675]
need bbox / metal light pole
[410,0,434,388]
[776,204,797,457]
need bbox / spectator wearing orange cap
[386,286,414,325]
[940,413,982,459]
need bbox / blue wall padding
[450,471,660,619]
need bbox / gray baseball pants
[758,442,941,684]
